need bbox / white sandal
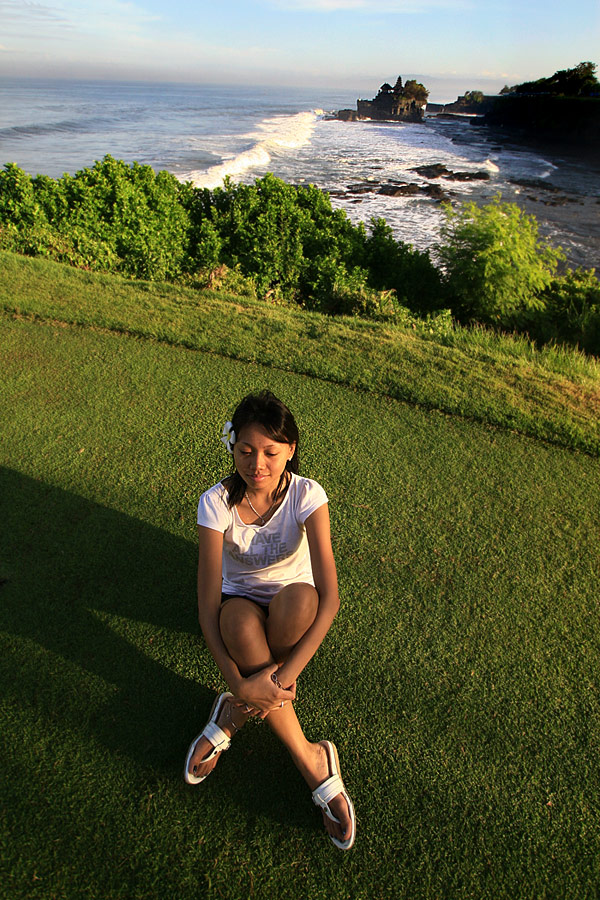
[311,741,356,850]
[184,692,235,785]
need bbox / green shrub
[1,159,598,355]
[364,217,444,313]
[190,264,258,300]
[302,259,385,316]
[438,196,564,324]
[1,157,191,280]
[194,175,367,306]
[0,163,40,227]
[539,268,600,354]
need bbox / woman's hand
[237,664,296,718]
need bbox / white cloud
[66,0,161,32]
[265,0,468,10]
[1,0,160,38]
[0,0,68,24]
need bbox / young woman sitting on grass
[184,390,355,850]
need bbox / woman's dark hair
[223,391,300,508]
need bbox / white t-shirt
[197,473,328,604]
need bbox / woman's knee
[219,598,267,650]
[268,583,319,642]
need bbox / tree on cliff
[403,80,429,103]
[462,90,485,105]
[511,61,599,97]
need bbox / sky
[1,0,598,100]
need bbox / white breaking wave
[180,110,321,189]
[483,159,500,173]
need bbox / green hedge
[1,156,599,353]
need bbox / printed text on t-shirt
[229,530,290,568]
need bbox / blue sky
[1,0,598,99]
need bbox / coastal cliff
[337,76,428,123]
[427,92,495,116]
[483,95,600,148]
[482,62,600,153]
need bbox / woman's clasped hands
[234,663,296,719]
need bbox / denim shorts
[220,592,270,612]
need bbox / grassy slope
[1,250,599,456]
[1,254,600,899]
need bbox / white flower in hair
[221,421,236,454]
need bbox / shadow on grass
[0,467,322,834]
[0,466,219,770]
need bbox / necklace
[245,492,276,526]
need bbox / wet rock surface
[344,179,453,202]
[411,164,491,181]
[340,166,491,204]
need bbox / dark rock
[378,183,420,197]
[422,184,451,201]
[347,182,378,194]
[412,164,452,178]
[483,94,600,150]
[427,93,495,115]
[509,177,562,193]
[543,196,580,206]
[444,170,491,181]
[337,109,358,121]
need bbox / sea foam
[181,110,320,189]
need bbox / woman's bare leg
[189,587,353,842]
[264,585,352,844]
[187,598,270,780]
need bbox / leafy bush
[3,156,191,280]
[438,196,564,324]
[1,158,598,355]
[190,175,368,308]
[302,259,390,317]
[539,268,600,354]
[191,264,257,300]
[0,163,40,227]
[364,217,444,313]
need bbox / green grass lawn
[1,261,600,899]
[2,250,599,457]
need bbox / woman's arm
[196,525,246,694]
[275,502,340,688]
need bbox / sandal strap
[312,774,345,811]
[201,722,231,758]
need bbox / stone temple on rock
[337,76,429,123]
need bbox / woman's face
[233,423,295,494]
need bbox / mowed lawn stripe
[1,250,599,457]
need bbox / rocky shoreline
[323,152,599,271]
[327,164,492,206]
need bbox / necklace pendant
[245,491,272,525]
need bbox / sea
[1,78,598,271]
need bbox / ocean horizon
[1,77,598,271]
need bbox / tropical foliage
[1,156,599,354]
[438,197,564,322]
[502,61,599,97]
